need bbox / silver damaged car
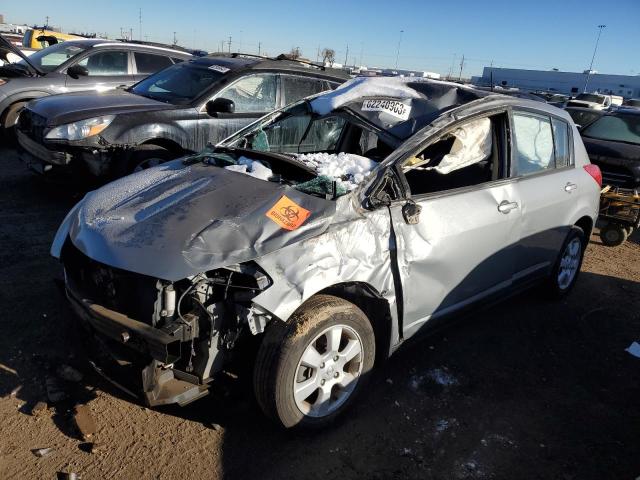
[51,77,602,428]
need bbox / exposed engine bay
[62,240,273,406]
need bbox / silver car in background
[51,77,601,428]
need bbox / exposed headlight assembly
[45,115,115,141]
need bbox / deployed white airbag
[427,117,492,174]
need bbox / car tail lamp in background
[583,164,602,187]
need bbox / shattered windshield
[228,103,347,154]
[131,62,224,104]
[198,102,394,198]
[18,42,88,73]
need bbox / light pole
[583,24,606,93]
[395,30,404,70]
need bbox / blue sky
[4,0,639,76]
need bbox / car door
[195,72,279,149]
[509,110,577,282]
[386,112,522,338]
[65,49,135,92]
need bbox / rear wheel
[547,226,586,298]
[253,294,375,429]
[600,223,628,247]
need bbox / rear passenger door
[279,74,331,107]
[65,49,135,92]
[510,110,577,282]
[132,51,176,81]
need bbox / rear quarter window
[134,52,174,75]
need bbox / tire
[600,223,628,247]
[253,294,376,429]
[126,145,174,174]
[546,226,586,298]
[2,101,27,141]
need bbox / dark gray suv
[0,35,194,135]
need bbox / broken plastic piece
[31,447,53,458]
[626,341,640,358]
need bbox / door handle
[564,182,577,193]
[497,200,518,214]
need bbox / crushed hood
[27,89,176,126]
[63,158,336,281]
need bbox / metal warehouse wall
[472,67,640,98]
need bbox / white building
[472,67,640,99]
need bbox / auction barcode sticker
[361,99,411,120]
[208,64,231,73]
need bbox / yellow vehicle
[21,28,82,50]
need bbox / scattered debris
[31,401,48,416]
[31,447,53,458]
[409,367,459,393]
[73,405,97,440]
[57,472,80,480]
[400,447,413,457]
[209,423,222,432]
[57,365,83,382]
[386,378,393,385]
[626,342,640,358]
[45,376,67,403]
[9,384,22,398]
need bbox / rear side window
[281,75,327,105]
[218,74,277,113]
[512,112,554,175]
[134,52,173,75]
[78,51,128,76]
[552,118,572,168]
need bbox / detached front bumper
[17,129,73,176]
[17,130,117,179]
[66,280,209,407]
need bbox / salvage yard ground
[0,146,639,480]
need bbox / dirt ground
[0,146,639,480]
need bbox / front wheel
[253,295,375,429]
[126,145,175,174]
[547,226,586,298]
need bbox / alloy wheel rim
[557,237,581,290]
[293,324,364,418]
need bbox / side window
[217,74,277,113]
[281,75,327,105]
[134,52,173,75]
[512,112,554,175]
[77,51,128,76]
[401,115,501,195]
[552,118,572,168]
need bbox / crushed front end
[61,240,272,406]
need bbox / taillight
[583,164,602,188]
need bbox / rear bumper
[66,280,209,406]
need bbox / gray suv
[52,78,601,429]
[0,35,194,134]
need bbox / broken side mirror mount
[206,98,235,117]
[402,200,422,225]
[67,64,89,79]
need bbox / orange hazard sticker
[265,195,311,231]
